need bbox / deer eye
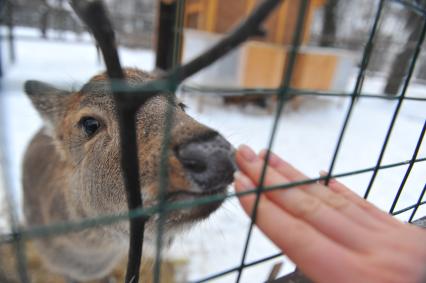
[79,117,100,137]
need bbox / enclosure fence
[0,0,426,282]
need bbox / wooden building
[183,0,325,45]
[156,0,354,99]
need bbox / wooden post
[275,1,289,44]
[155,0,179,71]
[205,0,217,32]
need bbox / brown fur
[23,68,231,281]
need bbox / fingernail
[267,150,280,166]
[238,144,256,162]
[319,170,328,176]
[234,171,253,190]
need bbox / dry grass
[0,242,187,283]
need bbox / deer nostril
[180,157,207,173]
[176,135,235,192]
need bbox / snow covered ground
[0,28,425,282]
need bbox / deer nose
[176,135,236,192]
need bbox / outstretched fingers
[234,172,360,283]
[236,145,372,252]
[235,145,426,283]
[318,170,402,227]
[258,149,394,230]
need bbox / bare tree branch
[70,1,145,283]
[71,0,124,79]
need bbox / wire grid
[0,0,425,282]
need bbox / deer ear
[24,80,71,130]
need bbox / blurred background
[0,0,425,282]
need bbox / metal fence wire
[0,0,426,282]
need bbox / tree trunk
[384,4,424,95]
[319,0,339,47]
[6,0,15,63]
[40,9,49,38]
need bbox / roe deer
[23,68,235,282]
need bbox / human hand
[234,145,426,283]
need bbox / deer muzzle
[176,133,236,194]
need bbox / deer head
[24,68,235,241]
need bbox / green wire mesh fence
[0,0,426,282]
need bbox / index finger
[234,174,359,283]
[235,145,373,252]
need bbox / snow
[1,27,425,282]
